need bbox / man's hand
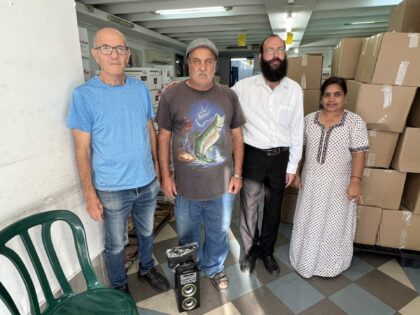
[161,175,177,200]
[291,174,301,189]
[228,176,242,194]
[285,173,295,188]
[86,193,103,221]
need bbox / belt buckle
[266,148,279,156]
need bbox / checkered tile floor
[125,201,420,315]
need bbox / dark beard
[260,57,288,83]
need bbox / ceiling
[77,0,402,54]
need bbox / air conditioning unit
[145,48,172,64]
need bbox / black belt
[245,144,289,156]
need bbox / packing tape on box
[408,33,419,48]
[363,168,371,177]
[301,55,307,66]
[376,114,388,124]
[382,85,392,108]
[361,39,368,56]
[301,74,307,89]
[395,61,409,86]
[369,130,377,137]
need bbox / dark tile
[128,265,168,302]
[229,225,241,242]
[232,286,294,315]
[354,251,392,268]
[275,232,290,247]
[253,258,292,285]
[168,220,177,232]
[306,275,351,297]
[186,277,229,315]
[298,298,347,315]
[356,270,418,310]
[153,237,179,264]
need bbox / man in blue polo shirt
[67,27,169,295]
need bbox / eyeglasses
[264,47,286,56]
[191,58,216,66]
[94,45,129,55]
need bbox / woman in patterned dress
[289,77,369,278]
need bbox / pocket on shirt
[277,104,292,125]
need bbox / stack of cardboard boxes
[332,0,420,252]
[281,0,420,254]
[288,55,323,115]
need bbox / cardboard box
[407,89,420,127]
[355,32,420,87]
[402,173,420,214]
[331,38,363,79]
[288,55,323,90]
[302,90,320,116]
[391,128,420,173]
[377,210,420,251]
[387,0,420,33]
[365,130,399,168]
[359,168,406,209]
[354,206,382,245]
[346,80,416,133]
[281,194,297,224]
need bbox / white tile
[378,259,415,291]
[203,302,242,315]
[399,296,420,315]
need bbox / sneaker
[138,267,170,292]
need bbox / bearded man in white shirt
[231,34,304,276]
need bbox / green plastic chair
[0,210,139,315]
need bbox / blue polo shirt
[67,75,155,190]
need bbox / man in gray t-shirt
[156,38,245,291]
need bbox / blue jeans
[97,178,159,287]
[175,193,235,277]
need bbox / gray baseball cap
[186,38,218,58]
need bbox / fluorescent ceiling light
[348,21,380,25]
[156,6,227,15]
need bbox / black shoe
[240,252,258,274]
[138,267,170,292]
[114,283,131,295]
[260,255,280,276]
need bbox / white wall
[0,1,103,313]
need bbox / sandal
[211,271,228,291]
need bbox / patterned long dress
[289,110,369,278]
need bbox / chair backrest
[0,210,103,314]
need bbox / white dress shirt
[232,74,304,174]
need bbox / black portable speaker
[175,261,200,312]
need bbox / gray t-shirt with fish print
[156,81,245,200]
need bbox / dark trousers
[239,144,289,256]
